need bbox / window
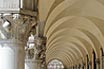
[47,59,64,69]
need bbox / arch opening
[47,59,65,69]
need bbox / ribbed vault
[38,0,104,68]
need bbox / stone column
[92,51,96,69]
[81,62,85,69]
[95,58,100,69]
[88,61,91,69]
[0,39,25,69]
[72,66,74,69]
[78,64,81,69]
[102,56,104,69]
[25,59,41,69]
[100,48,103,69]
[0,14,36,69]
[86,55,88,69]
[75,65,77,69]
[34,60,42,69]
[34,36,47,69]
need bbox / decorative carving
[34,35,47,68]
[28,48,34,59]
[0,14,36,42]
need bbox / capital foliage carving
[0,14,36,42]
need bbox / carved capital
[95,58,100,64]
[88,61,92,65]
[34,36,47,66]
[0,14,36,42]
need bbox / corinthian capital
[0,14,36,42]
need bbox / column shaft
[0,39,25,69]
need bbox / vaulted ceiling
[39,0,104,68]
